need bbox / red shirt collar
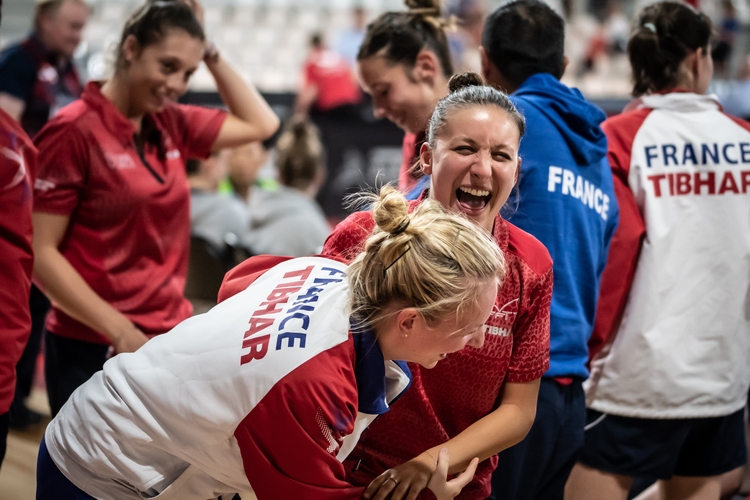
[81,81,140,147]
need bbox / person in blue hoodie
[479,2,619,499]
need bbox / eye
[160,62,177,74]
[455,145,474,154]
[492,151,511,161]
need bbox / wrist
[416,451,438,473]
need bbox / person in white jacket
[567,2,750,500]
[36,186,505,500]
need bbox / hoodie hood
[513,73,608,165]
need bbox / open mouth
[456,187,492,212]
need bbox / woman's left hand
[363,452,435,500]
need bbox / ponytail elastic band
[392,218,410,235]
[643,22,657,34]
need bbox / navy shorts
[579,408,747,480]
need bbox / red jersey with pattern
[322,198,552,500]
[33,81,226,344]
[399,131,426,192]
[0,109,36,414]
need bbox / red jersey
[322,198,552,500]
[303,48,362,111]
[0,109,36,414]
[33,82,226,344]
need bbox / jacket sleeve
[588,111,649,361]
[233,342,365,499]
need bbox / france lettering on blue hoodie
[507,73,618,379]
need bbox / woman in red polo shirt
[32,0,279,416]
[324,73,552,500]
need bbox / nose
[167,73,189,96]
[467,327,486,349]
[470,150,492,179]
[372,103,387,120]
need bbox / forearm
[420,402,536,475]
[33,246,135,343]
[205,56,279,140]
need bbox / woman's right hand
[427,448,478,500]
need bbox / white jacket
[586,92,750,418]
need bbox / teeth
[459,187,490,197]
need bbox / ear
[414,50,440,86]
[121,34,141,65]
[562,56,569,77]
[419,141,434,175]
[514,156,521,185]
[396,308,420,338]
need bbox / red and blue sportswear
[43,255,411,500]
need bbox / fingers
[365,471,397,500]
[447,456,478,490]
[435,447,450,476]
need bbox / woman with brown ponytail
[245,117,331,257]
[356,0,453,194]
[31,0,280,416]
[567,2,750,499]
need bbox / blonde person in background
[245,118,331,257]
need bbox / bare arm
[32,212,148,353]
[366,378,541,500]
[0,93,25,122]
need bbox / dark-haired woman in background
[356,0,452,195]
[325,73,552,500]
[31,0,279,416]
[567,2,750,499]
[245,118,331,257]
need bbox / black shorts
[579,408,747,479]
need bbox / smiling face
[357,55,440,135]
[122,29,204,115]
[401,280,497,369]
[422,105,521,232]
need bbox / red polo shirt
[33,81,226,344]
[0,109,36,414]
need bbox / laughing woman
[324,73,553,500]
[31,0,279,416]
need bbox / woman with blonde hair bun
[37,185,505,500]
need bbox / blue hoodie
[507,73,618,379]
